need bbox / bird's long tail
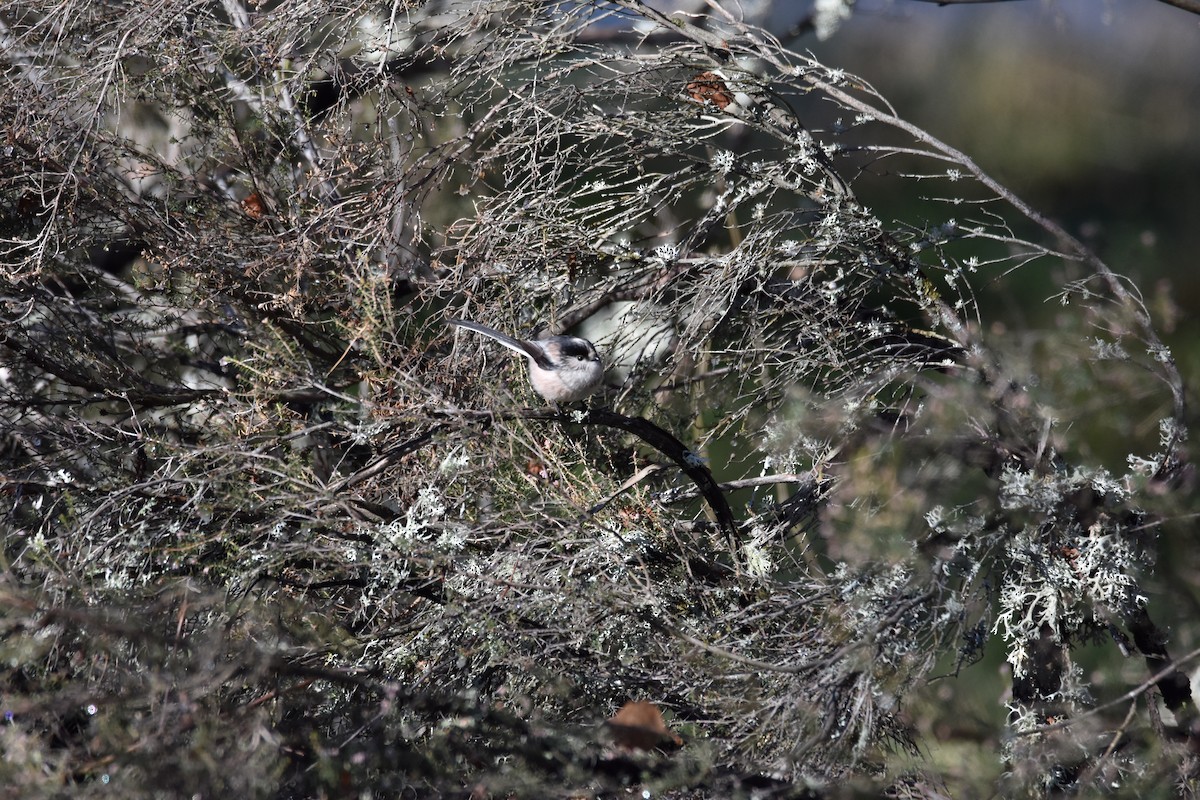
[447,318,541,362]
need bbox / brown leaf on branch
[605,700,683,751]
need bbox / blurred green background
[807,0,1199,337]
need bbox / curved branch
[1155,0,1200,13]
[578,408,739,541]
[439,407,739,542]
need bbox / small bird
[447,318,604,404]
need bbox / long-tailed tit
[447,318,605,404]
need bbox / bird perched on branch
[447,318,605,404]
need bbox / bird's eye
[575,354,585,361]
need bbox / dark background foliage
[2,1,1198,797]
